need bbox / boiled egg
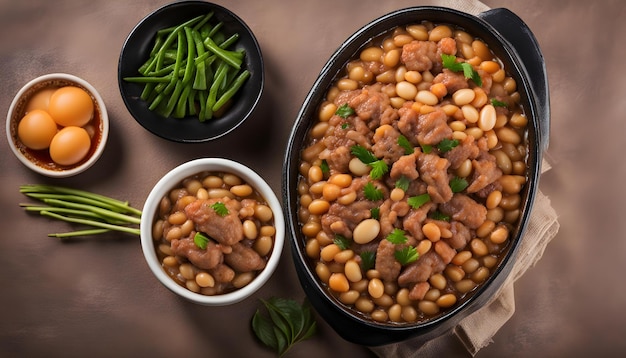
[25,87,57,112]
[17,109,58,150]
[49,126,91,166]
[48,86,94,127]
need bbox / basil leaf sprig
[252,297,317,357]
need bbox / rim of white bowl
[5,73,109,178]
[140,158,285,306]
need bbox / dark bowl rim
[117,0,264,143]
[282,5,545,345]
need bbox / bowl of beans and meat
[283,7,549,345]
[140,158,284,306]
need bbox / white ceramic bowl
[140,158,284,306]
[6,73,109,177]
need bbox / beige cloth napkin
[368,2,560,356]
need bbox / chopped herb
[210,201,229,216]
[333,235,351,250]
[386,228,408,244]
[335,103,355,118]
[395,176,411,192]
[320,160,329,175]
[408,193,431,209]
[360,251,376,271]
[370,207,380,220]
[395,246,419,265]
[491,98,508,107]
[449,177,469,193]
[341,122,350,129]
[420,144,432,154]
[437,138,459,152]
[364,182,384,201]
[350,145,388,180]
[194,232,209,249]
[252,297,317,357]
[397,135,414,155]
[430,210,451,222]
[441,54,482,87]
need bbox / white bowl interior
[5,73,109,178]
[140,158,285,306]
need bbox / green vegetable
[437,138,459,152]
[363,182,384,201]
[441,54,482,87]
[320,159,330,175]
[420,143,433,154]
[350,145,388,180]
[124,12,250,121]
[408,193,431,209]
[210,202,229,216]
[430,211,451,222]
[449,177,469,193]
[335,103,355,118]
[19,184,141,238]
[386,228,408,245]
[395,246,419,265]
[360,251,376,271]
[370,207,380,220]
[395,176,410,192]
[397,135,414,155]
[491,98,507,107]
[252,297,317,357]
[333,235,351,250]
[194,232,210,249]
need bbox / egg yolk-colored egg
[25,87,57,112]
[49,126,91,166]
[48,86,94,127]
[17,109,58,150]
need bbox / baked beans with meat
[297,21,529,324]
[152,171,276,296]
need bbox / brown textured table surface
[1,0,624,357]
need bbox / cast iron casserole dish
[283,7,549,346]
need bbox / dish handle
[479,8,550,152]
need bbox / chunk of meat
[375,239,402,282]
[170,235,223,270]
[184,198,244,246]
[402,202,434,241]
[390,152,419,180]
[401,40,439,72]
[433,69,469,94]
[466,155,502,194]
[321,198,376,238]
[398,250,445,285]
[439,194,487,229]
[445,135,480,169]
[434,240,456,265]
[409,281,431,300]
[224,242,266,272]
[209,264,235,283]
[372,124,406,164]
[446,221,471,250]
[417,153,453,203]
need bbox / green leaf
[386,228,408,244]
[351,145,377,164]
[420,143,432,154]
[436,138,459,153]
[449,177,469,193]
[252,310,279,351]
[360,251,376,271]
[369,160,388,180]
[320,159,330,174]
[274,326,288,356]
[395,176,411,192]
[491,98,507,107]
[407,193,430,209]
[370,207,380,220]
[363,182,384,201]
[430,210,451,222]
[395,246,419,265]
[397,135,414,154]
[210,201,229,216]
[333,235,351,250]
[193,232,209,249]
[336,103,355,118]
[441,54,482,87]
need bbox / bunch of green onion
[19,184,142,238]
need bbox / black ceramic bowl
[283,7,549,346]
[118,1,264,143]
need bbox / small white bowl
[140,158,284,306]
[6,73,109,177]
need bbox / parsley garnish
[430,210,451,222]
[193,232,209,250]
[252,297,317,357]
[363,182,384,201]
[334,235,351,250]
[341,122,350,129]
[395,246,419,265]
[441,54,482,87]
[449,177,469,193]
[210,202,229,216]
[437,138,459,153]
[491,98,507,107]
[335,103,355,118]
[360,251,376,271]
[395,176,411,192]
[320,159,329,175]
[370,207,380,220]
[386,228,408,244]
[350,145,388,180]
[408,193,431,209]
[397,135,414,155]
[420,144,433,154]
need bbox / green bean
[213,70,250,111]
[203,36,242,69]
